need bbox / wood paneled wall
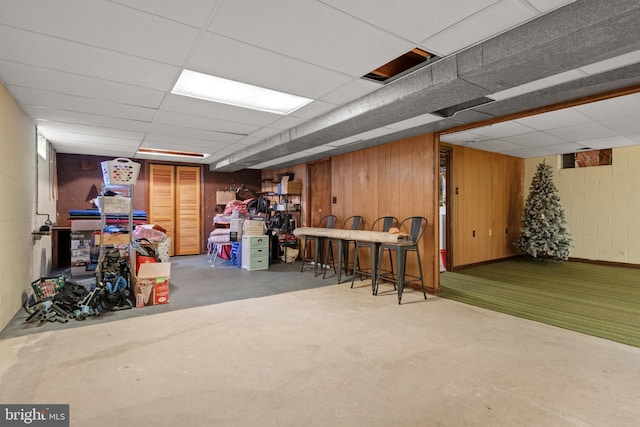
[449,144,524,267]
[261,135,525,292]
[56,154,148,227]
[330,134,439,293]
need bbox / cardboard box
[71,219,101,231]
[278,177,302,194]
[216,190,235,205]
[95,196,131,214]
[97,232,130,246]
[70,229,97,277]
[130,250,171,307]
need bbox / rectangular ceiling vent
[432,97,495,118]
[363,48,436,83]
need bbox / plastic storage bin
[101,158,141,185]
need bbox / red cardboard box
[130,250,171,307]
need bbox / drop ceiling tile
[505,146,567,158]
[109,0,217,27]
[0,60,164,108]
[26,106,153,133]
[472,121,537,139]
[140,141,216,154]
[581,135,638,149]
[0,25,179,90]
[248,128,284,139]
[143,134,229,150]
[465,139,522,153]
[545,122,618,142]
[0,0,200,65]
[319,0,496,43]
[514,107,591,130]
[162,94,280,127]
[545,142,591,153]
[291,100,338,120]
[154,111,259,135]
[574,93,640,121]
[319,79,382,105]
[421,0,538,56]
[188,32,353,99]
[626,132,640,144]
[439,130,492,144]
[208,0,413,77]
[11,86,157,122]
[47,133,141,147]
[148,124,246,144]
[37,122,144,141]
[503,131,569,147]
[601,114,640,134]
[54,144,136,157]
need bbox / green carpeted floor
[439,258,640,348]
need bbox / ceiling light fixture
[137,147,209,158]
[172,69,313,115]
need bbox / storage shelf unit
[97,183,134,284]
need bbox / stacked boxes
[70,220,100,277]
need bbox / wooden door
[148,164,202,256]
[148,164,175,254]
[307,159,332,227]
[175,166,201,255]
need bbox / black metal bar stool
[300,215,337,276]
[351,216,398,294]
[375,216,428,304]
[322,215,363,283]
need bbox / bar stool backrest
[371,216,399,232]
[400,216,428,244]
[342,215,364,231]
[317,214,337,229]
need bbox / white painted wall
[0,81,53,331]
[525,147,640,264]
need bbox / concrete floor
[1,257,639,426]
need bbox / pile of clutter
[23,273,132,324]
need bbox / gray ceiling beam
[212,0,640,172]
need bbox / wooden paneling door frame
[306,159,332,227]
[175,166,201,255]
[148,164,175,254]
[148,164,202,256]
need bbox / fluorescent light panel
[137,147,209,158]
[172,69,313,115]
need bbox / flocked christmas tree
[516,162,571,261]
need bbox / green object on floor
[439,258,640,348]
